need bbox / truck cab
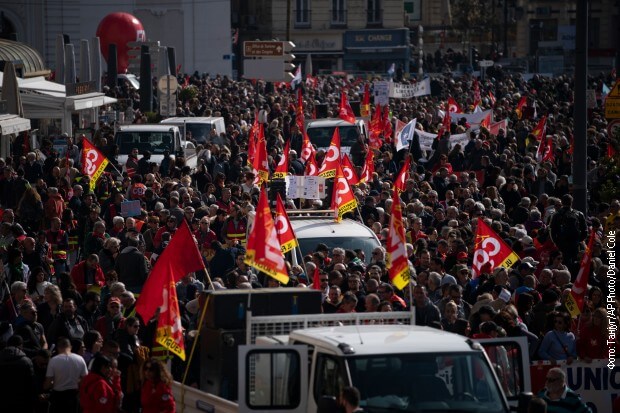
[305,118,367,156]
[239,325,530,413]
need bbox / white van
[114,124,197,171]
[305,118,367,155]
[160,116,226,144]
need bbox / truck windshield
[347,352,507,413]
[306,125,359,148]
[185,123,212,143]
[115,131,175,155]
[297,236,378,265]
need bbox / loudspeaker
[269,179,287,207]
[315,103,328,119]
[201,327,245,399]
[350,101,361,117]
[203,288,323,329]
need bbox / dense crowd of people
[0,66,617,412]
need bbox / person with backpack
[549,194,588,264]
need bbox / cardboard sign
[120,200,142,217]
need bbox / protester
[140,358,175,413]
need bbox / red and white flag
[305,152,319,176]
[448,97,462,113]
[252,125,269,185]
[383,106,393,143]
[300,131,314,164]
[245,188,289,284]
[156,271,186,360]
[531,115,547,141]
[473,79,481,108]
[81,139,109,192]
[331,163,357,222]
[341,154,360,186]
[386,191,410,290]
[472,218,519,279]
[318,128,341,178]
[338,92,356,124]
[295,88,305,132]
[565,230,596,318]
[394,156,411,193]
[488,91,496,106]
[274,194,298,254]
[359,149,374,183]
[489,119,507,136]
[515,96,527,119]
[272,140,290,179]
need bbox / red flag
[515,96,527,119]
[472,218,519,279]
[488,91,496,106]
[480,112,491,129]
[338,92,356,124]
[274,194,298,254]
[156,271,186,360]
[359,149,374,183]
[565,230,596,318]
[489,119,507,136]
[247,116,259,166]
[448,97,462,113]
[369,104,383,149]
[341,154,360,186]
[536,136,554,163]
[567,133,575,155]
[383,106,393,144]
[300,131,315,163]
[607,141,617,158]
[473,79,481,107]
[331,163,358,222]
[312,266,321,290]
[252,125,269,185]
[361,83,371,117]
[136,220,203,323]
[394,156,411,193]
[81,139,109,192]
[318,128,341,178]
[531,115,547,141]
[386,191,410,290]
[245,188,289,284]
[272,140,290,179]
[437,104,451,139]
[305,152,319,176]
[295,88,305,132]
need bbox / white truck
[173,294,531,413]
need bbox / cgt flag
[565,230,596,318]
[338,92,356,124]
[386,191,410,290]
[274,194,298,254]
[272,140,290,179]
[341,154,360,186]
[472,218,519,279]
[136,220,204,324]
[304,152,319,176]
[331,163,357,222]
[156,271,186,360]
[394,156,411,193]
[300,131,315,164]
[82,139,109,192]
[359,149,374,183]
[245,187,289,284]
[252,124,269,185]
[318,128,341,178]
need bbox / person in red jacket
[79,354,122,413]
[70,254,105,295]
[577,307,608,361]
[141,358,176,413]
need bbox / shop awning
[0,114,31,136]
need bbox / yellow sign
[608,81,620,98]
[605,98,620,119]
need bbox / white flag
[395,118,417,152]
[290,65,302,89]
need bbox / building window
[296,0,311,27]
[331,0,347,27]
[367,0,382,26]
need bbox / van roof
[161,117,224,123]
[305,118,364,128]
[118,124,179,132]
[290,324,478,355]
[290,218,377,239]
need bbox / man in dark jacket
[0,335,35,412]
[115,237,149,293]
[47,298,88,345]
[13,301,47,358]
[413,285,441,327]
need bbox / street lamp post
[418,25,424,76]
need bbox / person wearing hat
[94,296,126,341]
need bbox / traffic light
[282,41,296,82]
[471,46,480,70]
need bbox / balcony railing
[295,9,311,28]
[330,9,347,27]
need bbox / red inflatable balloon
[96,12,146,74]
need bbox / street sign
[479,60,494,68]
[608,119,620,140]
[605,98,620,119]
[607,81,620,98]
[157,75,178,94]
[244,41,294,57]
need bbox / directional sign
[605,98,620,119]
[479,60,494,68]
[244,41,295,58]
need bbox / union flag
[472,218,519,278]
[318,128,341,178]
[245,187,289,284]
[515,96,527,119]
[252,125,269,185]
[156,271,186,360]
[305,152,319,176]
[531,115,547,141]
[272,140,290,179]
[300,131,315,164]
[383,106,393,144]
[565,230,596,318]
[361,83,371,117]
[338,92,356,124]
[386,191,410,290]
[274,194,298,254]
[359,149,374,183]
[295,88,305,132]
[394,156,411,193]
[331,163,357,222]
[81,139,109,192]
[341,154,360,186]
[448,97,462,113]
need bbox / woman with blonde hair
[37,284,62,331]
